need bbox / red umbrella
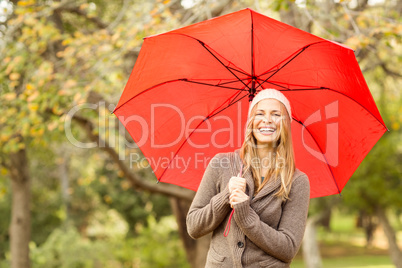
[113,8,387,198]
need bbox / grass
[291,256,393,268]
[291,241,395,268]
[291,241,393,268]
[290,210,400,267]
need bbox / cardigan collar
[233,149,282,202]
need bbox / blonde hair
[239,102,296,200]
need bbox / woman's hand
[228,176,246,193]
[229,188,249,208]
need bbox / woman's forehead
[256,99,283,111]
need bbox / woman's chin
[254,133,277,145]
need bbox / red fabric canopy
[114,8,387,198]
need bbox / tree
[342,128,402,267]
[265,0,401,266]
[0,0,226,267]
[1,0,400,267]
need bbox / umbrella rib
[292,87,389,131]
[255,44,313,91]
[220,78,250,86]
[113,79,185,113]
[166,32,251,87]
[258,82,388,129]
[182,79,248,91]
[113,33,252,113]
[228,66,250,76]
[207,91,249,119]
[198,40,251,91]
[256,42,325,92]
[260,80,289,90]
[261,80,324,91]
[157,90,249,183]
[259,76,347,91]
[113,78,245,114]
[230,89,247,105]
[251,9,255,79]
[292,118,342,195]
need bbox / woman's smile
[252,98,283,145]
[257,126,276,135]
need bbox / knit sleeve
[186,154,231,239]
[233,174,310,262]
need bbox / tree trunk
[170,197,211,268]
[376,207,402,268]
[302,216,323,268]
[9,148,31,268]
[356,211,377,248]
[58,153,71,223]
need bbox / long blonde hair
[239,102,296,200]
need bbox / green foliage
[291,255,393,268]
[28,146,65,245]
[27,215,188,268]
[30,225,114,268]
[0,0,177,154]
[0,0,401,267]
[92,159,172,237]
[0,139,174,261]
[342,130,402,212]
[127,216,190,268]
[0,176,11,261]
[0,145,63,258]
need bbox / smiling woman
[245,89,295,195]
[253,99,283,145]
[186,89,310,267]
[253,98,289,147]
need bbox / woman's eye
[254,114,264,120]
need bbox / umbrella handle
[223,163,244,237]
[238,163,243,178]
[223,209,235,237]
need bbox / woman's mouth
[258,127,276,136]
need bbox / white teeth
[259,127,275,133]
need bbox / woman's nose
[262,115,272,123]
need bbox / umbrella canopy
[114,8,387,198]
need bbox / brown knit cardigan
[186,150,310,267]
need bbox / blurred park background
[0,0,401,267]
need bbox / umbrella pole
[249,79,256,102]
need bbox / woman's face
[252,99,284,146]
